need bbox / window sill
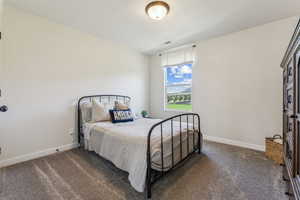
[164,109,192,113]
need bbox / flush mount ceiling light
[145,1,170,20]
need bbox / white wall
[0,6,149,165]
[0,0,4,159]
[149,16,299,150]
[0,0,3,73]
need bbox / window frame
[163,61,193,112]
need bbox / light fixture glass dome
[146,1,170,20]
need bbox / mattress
[83,118,199,192]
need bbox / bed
[77,95,203,198]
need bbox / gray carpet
[0,141,287,200]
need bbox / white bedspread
[83,118,198,192]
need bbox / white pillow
[130,108,140,120]
[91,99,111,122]
[80,101,92,123]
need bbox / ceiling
[4,0,300,54]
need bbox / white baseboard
[204,135,265,152]
[0,143,79,168]
[0,136,264,168]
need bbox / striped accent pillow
[114,101,129,110]
[109,109,134,123]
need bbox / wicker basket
[265,135,283,165]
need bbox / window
[161,44,196,111]
[164,63,192,111]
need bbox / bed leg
[146,178,152,199]
[197,115,202,155]
[146,167,152,199]
[147,188,152,199]
[198,131,202,154]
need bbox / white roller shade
[161,45,196,66]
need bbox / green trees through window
[164,63,192,111]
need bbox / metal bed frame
[77,95,202,199]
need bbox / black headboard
[77,95,131,145]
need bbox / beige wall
[150,16,299,150]
[0,6,149,165]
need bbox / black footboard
[146,113,202,199]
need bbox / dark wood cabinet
[281,18,300,200]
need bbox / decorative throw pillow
[80,101,93,123]
[109,109,134,123]
[91,99,111,122]
[130,108,139,119]
[114,101,129,110]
